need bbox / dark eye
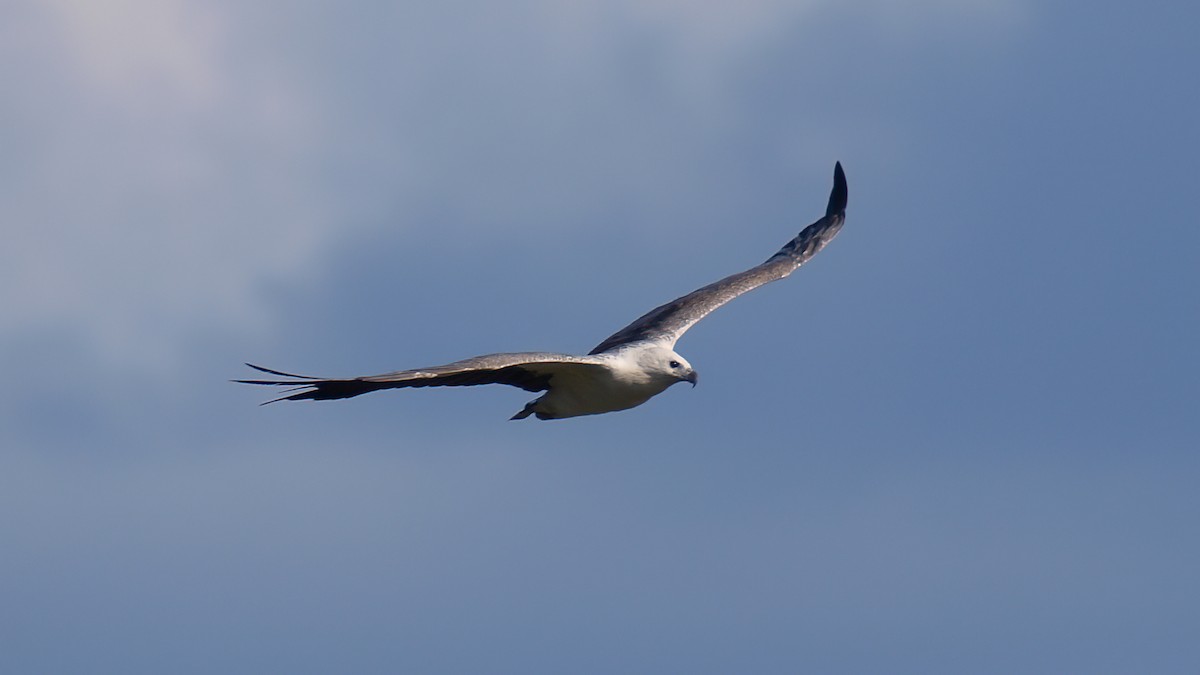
[669,360,681,368]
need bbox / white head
[633,344,698,387]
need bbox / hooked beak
[685,371,698,387]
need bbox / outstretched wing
[589,162,847,355]
[236,352,610,404]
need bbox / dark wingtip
[826,161,848,217]
[243,363,317,379]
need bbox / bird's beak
[685,371,698,387]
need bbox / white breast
[533,351,675,419]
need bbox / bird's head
[637,346,698,387]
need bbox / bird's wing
[236,352,610,403]
[589,162,847,355]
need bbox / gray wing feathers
[237,352,606,403]
[589,162,847,354]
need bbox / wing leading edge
[237,353,609,403]
[588,162,847,355]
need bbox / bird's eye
[669,360,681,368]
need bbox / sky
[2,0,1198,672]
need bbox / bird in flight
[239,162,847,420]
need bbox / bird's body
[510,345,695,420]
[239,163,847,420]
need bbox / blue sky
[3,1,1198,672]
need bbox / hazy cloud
[2,0,1026,374]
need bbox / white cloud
[3,1,330,373]
[42,0,224,107]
